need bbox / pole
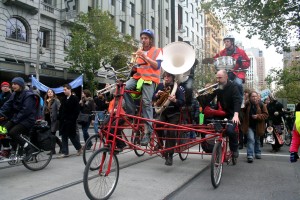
[36,0,41,81]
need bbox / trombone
[197,83,219,96]
[96,83,116,95]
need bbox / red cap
[1,82,10,87]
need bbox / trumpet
[96,83,116,95]
[197,83,219,96]
[129,46,143,67]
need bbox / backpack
[33,94,44,120]
[31,120,55,151]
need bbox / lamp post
[35,0,41,81]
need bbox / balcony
[2,0,38,15]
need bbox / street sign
[287,104,296,111]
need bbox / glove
[237,56,243,66]
[274,111,279,116]
[290,152,299,163]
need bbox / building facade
[283,46,300,68]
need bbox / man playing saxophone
[124,29,163,146]
[153,71,185,166]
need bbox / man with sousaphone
[153,71,185,166]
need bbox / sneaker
[247,157,253,163]
[233,150,239,158]
[165,155,173,166]
[58,154,69,158]
[140,133,150,146]
[0,149,11,159]
[255,154,262,159]
[77,147,83,156]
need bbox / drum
[214,56,235,71]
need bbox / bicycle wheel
[284,130,292,146]
[210,141,223,188]
[133,131,146,157]
[22,150,52,171]
[178,132,189,161]
[83,134,105,165]
[83,148,119,200]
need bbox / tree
[200,0,300,53]
[65,9,135,93]
[266,63,300,103]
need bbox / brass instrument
[129,46,143,67]
[197,83,219,96]
[154,86,171,108]
[96,83,116,95]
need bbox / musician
[153,71,185,166]
[214,34,250,98]
[124,29,163,146]
[197,69,242,158]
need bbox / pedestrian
[93,91,109,134]
[43,89,62,154]
[58,84,82,158]
[241,91,269,163]
[0,82,12,108]
[79,89,95,149]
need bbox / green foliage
[200,0,300,53]
[65,9,135,93]
[266,63,300,103]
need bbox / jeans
[94,111,105,134]
[226,123,239,152]
[81,120,91,143]
[124,78,155,134]
[247,128,261,158]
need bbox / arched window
[6,17,28,42]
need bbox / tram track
[19,150,157,200]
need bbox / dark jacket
[197,81,241,118]
[241,101,269,136]
[0,90,36,129]
[153,83,185,116]
[0,91,11,108]
[267,100,283,125]
[94,96,108,111]
[80,97,95,115]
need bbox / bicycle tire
[178,132,189,161]
[284,130,292,146]
[133,132,146,157]
[210,141,223,188]
[22,150,52,171]
[83,148,119,200]
[83,134,105,165]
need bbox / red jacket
[214,46,250,81]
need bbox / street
[0,137,299,200]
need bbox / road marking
[239,152,289,157]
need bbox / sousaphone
[155,42,195,114]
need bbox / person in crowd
[79,89,95,149]
[197,69,242,158]
[290,103,300,162]
[214,34,250,99]
[43,89,62,154]
[0,77,36,160]
[241,91,269,163]
[153,71,185,166]
[266,93,284,152]
[239,88,251,149]
[58,84,82,158]
[93,91,109,134]
[0,82,12,108]
[123,29,163,146]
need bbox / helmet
[140,29,154,38]
[223,34,235,43]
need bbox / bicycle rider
[197,69,242,158]
[0,77,37,160]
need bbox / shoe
[58,154,69,158]
[165,155,173,166]
[24,145,36,161]
[140,133,150,146]
[233,150,239,158]
[47,150,56,155]
[0,149,11,159]
[255,155,261,159]
[247,157,253,163]
[77,147,83,156]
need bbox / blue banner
[31,75,83,94]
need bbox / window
[151,17,155,30]
[110,14,115,22]
[130,3,135,17]
[39,29,51,48]
[110,0,115,6]
[151,0,155,9]
[64,34,72,51]
[130,25,135,37]
[121,0,126,12]
[196,35,199,45]
[165,9,169,20]
[43,0,52,5]
[6,17,28,42]
[201,27,203,36]
[119,20,125,34]
[191,4,193,13]
[166,26,169,38]
[196,22,199,32]
[186,26,189,37]
[191,31,194,41]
